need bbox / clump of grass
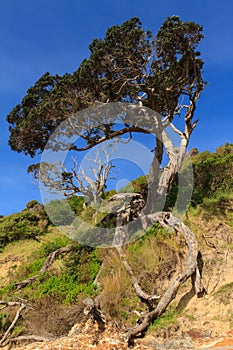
[215,282,233,305]
[99,250,132,318]
[150,308,178,331]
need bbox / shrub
[0,210,47,247]
[191,143,233,204]
[67,195,85,214]
[45,199,76,226]
[26,200,39,209]
[37,273,97,303]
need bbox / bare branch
[71,126,150,152]
[0,302,26,346]
[15,246,70,289]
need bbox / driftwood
[9,335,55,345]
[0,301,26,346]
[15,246,70,289]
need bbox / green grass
[215,282,233,295]
[0,229,101,305]
[35,273,97,304]
[215,282,233,305]
[150,308,178,331]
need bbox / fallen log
[15,246,70,289]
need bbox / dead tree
[29,143,117,205]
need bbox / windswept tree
[7,16,205,211]
[7,16,206,344]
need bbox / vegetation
[3,14,232,347]
[0,204,48,247]
[0,146,232,342]
[0,237,100,305]
[191,143,233,204]
[7,16,205,213]
[215,282,233,306]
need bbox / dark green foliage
[7,16,204,158]
[7,73,62,157]
[45,199,76,226]
[191,143,233,204]
[0,210,47,247]
[67,195,85,214]
[64,245,101,283]
[26,200,39,209]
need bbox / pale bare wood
[0,303,26,346]
[15,246,70,289]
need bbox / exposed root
[113,211,206,345]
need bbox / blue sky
[1,0,233,216]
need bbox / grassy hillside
[0,143,232,345]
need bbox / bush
[37,273,97,303]
[26,200,39,209]
[67,196,85,214]
[191,143,233,204]
[0,210,47,247]
[45,199,76,226]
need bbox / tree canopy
[7,16,205,158]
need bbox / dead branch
[9,335,55,344]
[0,302,26,346]
[112,194,160,308]
[82,298,106,332]
[15,246,70,289]
[0,301,23,308]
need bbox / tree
[7,16,206,344]
[28,143,117,204]
[7,15,205,214]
